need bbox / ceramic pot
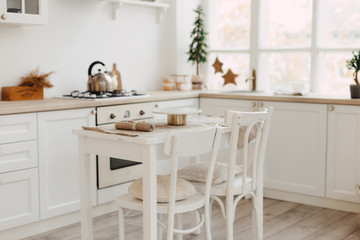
[350,84,360,99]
[167,114,187,126]
[191,75,204,90]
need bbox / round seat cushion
[128,175,197,203]
[178,162,243,185]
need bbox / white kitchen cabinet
[0,112,38,173]
[0,112,39,231]
[261,101,327,197]
[0,0,47,25]
[0,112,37,144]
[152,98,199,120]
[200,99,328,197]
[199,98,257,165]
[155,98,199,109]
[0,168,39,231]
[38,108,96,219]
[0,140,38,173]
[200,98,256,117]
[326,104,360,203]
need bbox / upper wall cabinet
[0,0,48,25]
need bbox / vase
[191,74,204,83]
[350,84,360,99]
[191,75,204,90]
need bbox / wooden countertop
[1,89,359,115]
[0,91,201,115]
[199,91,360,105]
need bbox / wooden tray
[1,86,44,101]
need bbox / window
[206,0,360,94]
[207,0,251,90]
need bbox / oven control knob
[124,110,130,118]
[110,113,116,119]
[140,110,145,116]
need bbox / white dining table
[73,117,221,240]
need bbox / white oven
[95,102,156,189]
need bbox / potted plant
[187,5,208,90]
[346,50,360,98]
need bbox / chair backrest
[224,107,273,195]
[164,125,218,158]
[163,125,222,235]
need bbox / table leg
[79,136,93,240]
[142,145,157,240]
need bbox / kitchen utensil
[82,126,139,137]
[115,121,154,132]
[112,63,122,90]
[87,61,115,92]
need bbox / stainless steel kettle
[87,61,115,92]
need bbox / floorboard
[22,198,360,240]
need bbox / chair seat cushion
[191,175,253,196]
[128,175,197,203]
[178,162,242,185]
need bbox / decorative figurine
[222,69,238,86]
[212,57,224,74]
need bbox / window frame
[204,0,359,93]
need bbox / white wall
[0,0,201,98]
[170,0,201,75]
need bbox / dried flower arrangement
[19,67,55,88]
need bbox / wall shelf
[101,0,169,23]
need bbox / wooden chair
[184,108,273,240]
[115,125,223,240]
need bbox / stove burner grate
[63,90,145,99]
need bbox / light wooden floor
[23,198,360,240]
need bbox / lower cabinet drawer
[0,140,38,174]
[0,113,37,144]
[0,168,39,231]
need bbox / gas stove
[62,90,147,100]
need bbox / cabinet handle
[155,104,159,108]
[251,102,256,107]
[1,14,6,20]
[329,105,334,111]
[258,102,263,107]
[91,109,97,115]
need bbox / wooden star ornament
[222,69,238,86]
[212,57,224,74]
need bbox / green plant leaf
[186,4,208,74]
